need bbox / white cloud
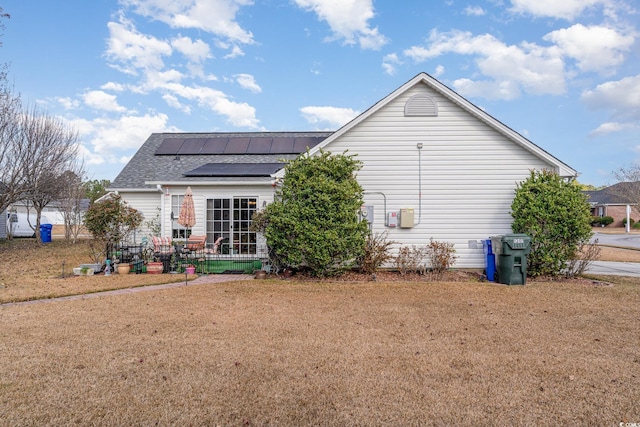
[300,106,359,128]
[294,0,388,50]
[544,24,634,73]
[589,121,638,136]
[434,64,445,77]
[171,36,212,63]
[71,112,178,164]
[162,93,191,113]
[509,0,610,20]
[82,90,128,113]
[103,15,259,129]
[56,97,80,110]
[235,73,262,93]
[100,82,126,92]
[453,78,522,100]
[382,53,401,75]
[121,0,254,44]
[582,74,640,132]
[160,82,260,128]
[106,18,172,74]
[404,30,566,99]
[464,5,486,16]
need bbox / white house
[109,73,576,269]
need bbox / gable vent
[404,94,438,117]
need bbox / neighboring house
[584,182,640,227]
[8,199,91,238]
[110,73,576,269]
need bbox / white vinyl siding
[326,83,553,268]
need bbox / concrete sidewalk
[583,261,640,277]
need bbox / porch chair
[151,236,174,255]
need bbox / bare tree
[20,104,81,243]
[611,165,640,210]
[58,170,87,243]
[0,87,27,215]
[0,8,10,83]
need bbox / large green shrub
[260,150,369,277]
[83,193,143,244]
[511,170,592,277]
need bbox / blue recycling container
[482,239,496,282]
[40,223,53,243]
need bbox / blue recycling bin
[482,239,496,282]
[40,223,53,243]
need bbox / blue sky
[2,0,639,186]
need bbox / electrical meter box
[387,211,398,227]
[399,208,415,228]
[359,205,374,223]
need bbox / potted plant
[117,262,130,274]
[185,264,196,275]
[147,255,164,274]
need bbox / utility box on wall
[359,205,374,223]
[399,208,414,228]
[387,212,398,227]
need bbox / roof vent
[404,94,438,117]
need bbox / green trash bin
[490,234,531,285]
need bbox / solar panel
[184,163,285,177]
[224,137,251,154]
[270,137,295,153]
[293,136,324,153]
[178,138,207,154]
[155,138,185,155]
[247,137,272,154]
[201,138,229,154]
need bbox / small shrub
[634,222,640,229]
[395,245,428,276]
[426,238,457,279]
[591,216,614,227]
[358,232,396,275]
[622,217,635,226]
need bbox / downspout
[156,184,164,236]
[415,143,423,226]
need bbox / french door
[206,197,257,254]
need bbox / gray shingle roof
[584,182,640,205]
[110,131,332,189]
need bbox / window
[171,195,190,239]
[206,197,257,254]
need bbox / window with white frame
[171,195,190,239]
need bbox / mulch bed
[263,269,611,286]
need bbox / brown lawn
[0,238,638,425]
[0,239,192,304]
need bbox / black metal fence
[106,241,269,274]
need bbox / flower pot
[117,264,130,274]
[81,263,102,273]
[147,262,164,274]
[185,266,196,275]
[74,267,94,276]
